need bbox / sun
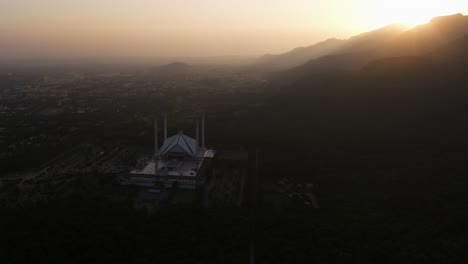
[367,0,463,27]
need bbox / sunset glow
[0,0,467,58]
[365,0,465,27]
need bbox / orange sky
[1,0,467,58]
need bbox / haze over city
[1,0,467,58]
[3,1,468,263]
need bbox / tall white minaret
[164,112,167,140]
[195,118,200,148]
[154,118,159,156]
[201,112,205,149]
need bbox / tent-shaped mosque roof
[159,132,198,157]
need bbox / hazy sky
[1,0,467,58]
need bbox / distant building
[121,113,215,189]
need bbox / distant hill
[260,30,468,170]
[256,23,409,69]
[336,23,411,55]
[429,35,468,65]
[361,56,432,75]
[361,34,468,75]
[382,13,468,57]
[279,13,468,79]
[359,35,468,80]
[256,38,346,69]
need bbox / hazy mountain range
[258,14,468,162]
[258,13,468,73]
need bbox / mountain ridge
[259,13,468,74]
[278,13,468,79]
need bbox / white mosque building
[121,113,215,189]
